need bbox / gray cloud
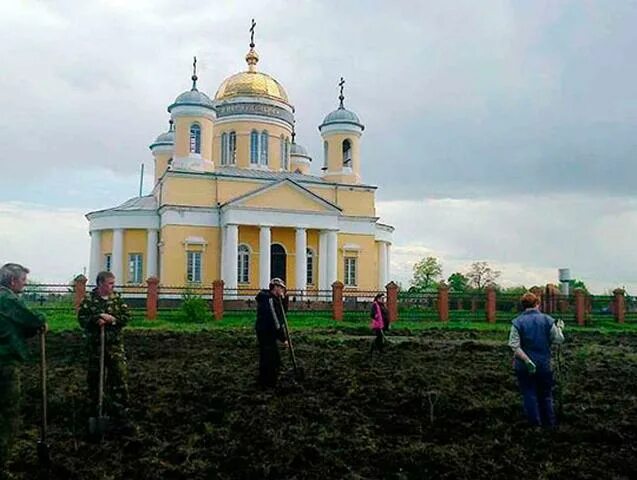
[1,1,636,287]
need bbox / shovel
[37,329,50,467]
[89,325,109,439]
[278,297,305,381]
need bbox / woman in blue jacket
[508,292,565,427]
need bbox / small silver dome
[168,88,215,112]
[290,142,309,157]
[320,106,364,130]
[149,121,175,149]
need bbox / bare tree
[466,261,501,290]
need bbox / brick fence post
[486,286,496,323]
[613,288,626,324]
[146,277,159,320]
[574,288,586,326]
[213,280,224,321]
[74,275,87,312]
[386,281,399,323]
[438,282,449,322]
[332,281,344,321]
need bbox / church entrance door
[270,244,287,283]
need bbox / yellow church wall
[336,189,376,217]
[100,230,113,257]
[307,186,336,205]
[337,233,377,291]
[174,116,214,161]
[213,120,292,170]
[216,179,262,205]
[238,226,259,290]
[161,176,215,206]
[122,229,148,284]
[154,152,172,184]
[241,184,330,212]
[159,225,221,286]
[324,132,361,177]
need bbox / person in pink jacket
[369,293,389,357]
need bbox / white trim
[169,105,216,119]
[183,236,207,246]
[374,224,394,243]
[222,208,340,230]
[89,212,160,231]
[319,123,363,136]
[160,208,219,227]
[291,156,311,166]
[214,114,292,130]
[150,144,173,154]
[342,243,361,252]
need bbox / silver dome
[319,106,364,130]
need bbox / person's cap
[270,278,286,289]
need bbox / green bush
[179,290,212,323]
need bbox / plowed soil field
[7,329,637,479]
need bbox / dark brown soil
[7,329,637,479]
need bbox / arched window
[342,139,352,167]
[306,248,314,285]
[322,141,328,171]
[260,130,269,165]
[237,245,250,284]
[280,135,285,169]
[189,124,201,154]
[285,138,290,170]
[228,131,236,164]
[221,132,228,165]
[250,130,259,164]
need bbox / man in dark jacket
[255,278,288,388]
[78,271,131,428]
[0,263,47,477]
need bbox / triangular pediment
[222,179,341,213]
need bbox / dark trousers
[516,366,556,427]
[370,329,385,355]
[257,334,281,388]
[0,365,20,474]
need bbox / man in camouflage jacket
[78,271,131,422]
[0,263,47,477]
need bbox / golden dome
[214,47,289,104]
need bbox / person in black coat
[255,278,288,388]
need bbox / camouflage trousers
[87,341,130,418]
[0,365,20,474]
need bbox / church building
[86,25,394,293]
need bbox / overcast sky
[1,0,636,292]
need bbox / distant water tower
[558,268,571,296]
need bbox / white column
[326,230,338,287]
[259,226,271,288]
[295,228,307,293]
[88,230,102,284]
[378,241,388,289]
[318,231,327,291]
[112,228,124,285]
[223,224,239,291]
[146,229,159,280]
[386,243,392,285]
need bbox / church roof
[88,195,157,217]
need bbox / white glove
[556,319,565,330]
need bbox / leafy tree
[447,272,468,292]
[466,261,501,290]
[569,279,589,294]
[500,285,527,296]
[410,256,443,292]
